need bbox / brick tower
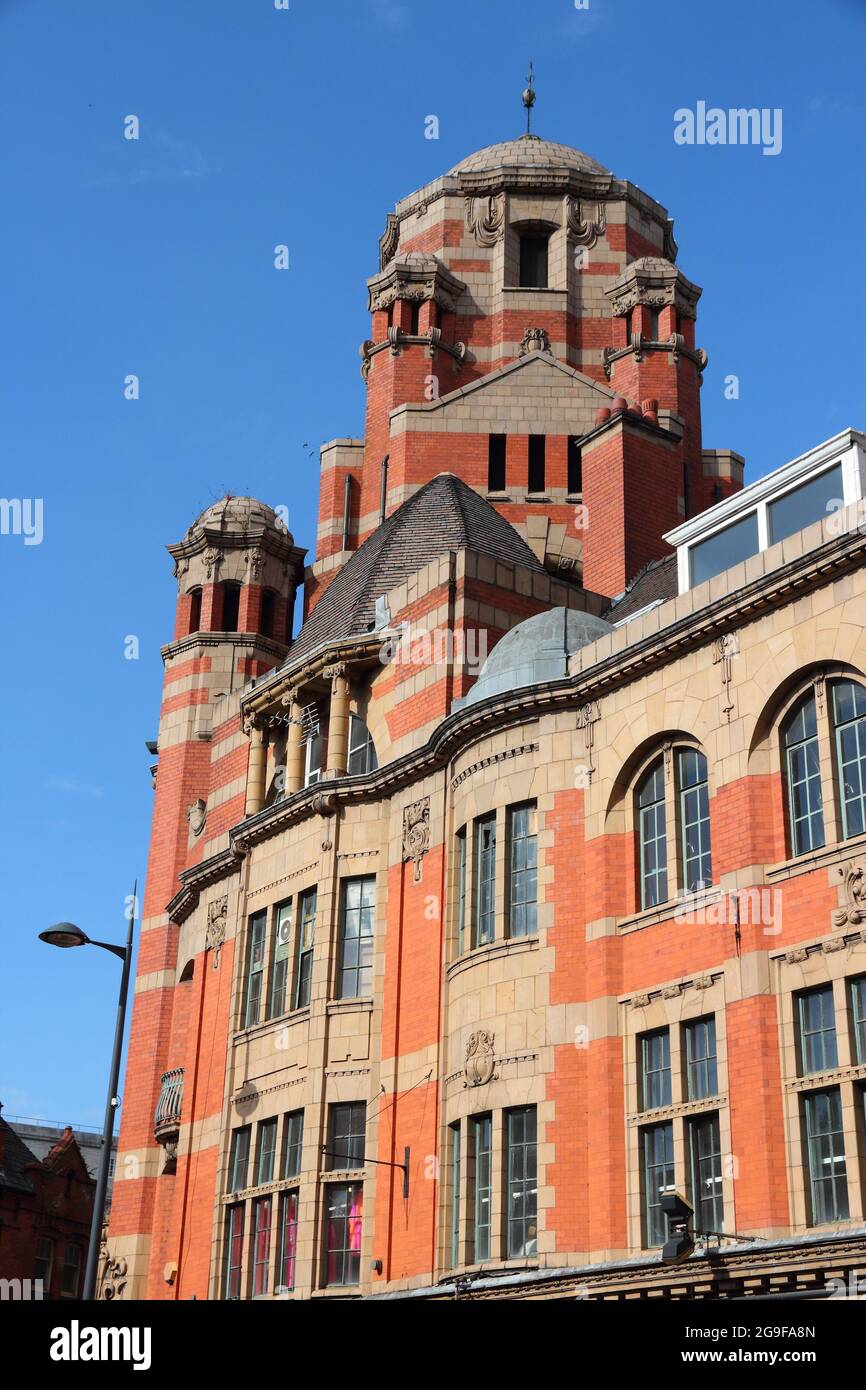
[110,498,304,1298]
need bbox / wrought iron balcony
[154,1067,184,1144]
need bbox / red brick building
[105,132,866,1300]
[0,1112,94,1299]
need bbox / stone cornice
[366,255,466,313]
[161,631,290,665]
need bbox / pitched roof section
[603,553,678,622]
[0,1116,39,1194]
[289,474,547,665]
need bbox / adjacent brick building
[0,1111,95,1298]
[105,133,866,1300]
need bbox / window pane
[244,912,267,1028]
[508,803,537,938]
[472,1115,492,1261]
[456,830,467,956]
[850,977,866,1066]
[783,696,825,855]
[640,1029,671,1109]
[228,1127,250,1192]
[282,1110,304,1179]
[269,901,292,1018]
[506,1107,538,1258]
[450,1123,461,1268]
[688,1113,723,1233]
[487,434,506,493]
[324,1183,363,1286]
[339,877,375,998]
[327,1102,366,1170]
[347,715,377,775]
[832,681,866,841]
[252,1196,272,1296]
[224,1205,245,1299]
[767,463,843,546]
[689,512,759,587]
[798,986,838,1074]
[677,749,712,890]
[642,1122,675,1247]
[276,1190,299,1292]
[638,758,668,909]
[61,1244,81,1297]
[804,1088,848,1224]
[474,816,496,946]
[527,435,546,493]
[294,888,316,1009]
[255,1118,278,1185]
[519,234,548,288]
[684,1016,718,1100]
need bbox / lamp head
[39,922,91,950]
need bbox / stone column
[284,687,305,794]
[324,663,350,777]
[245,719,268,816]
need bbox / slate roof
[603,553,678,623]
[0,1116,39,1194]
[288,474,547,665]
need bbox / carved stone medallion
[205,896,228,969]
[402,796,431,883]
[464,1030,496,1087]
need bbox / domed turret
[458,607,614,707]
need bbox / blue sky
[1,0,864,1126]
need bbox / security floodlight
[661,1190,695,1264]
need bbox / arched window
[637,757,667,909]
[222,582,241,633]
[347,715,378,775]
[832,679,866,839]
[677,748,711,891]
[188,587,202,635]
[260,589,276,639]
[782,694,824,855]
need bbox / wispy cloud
[47,775,105,799]
[89,126,209,189]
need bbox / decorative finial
[522,61,536,137]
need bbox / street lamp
[39,890,135,1300]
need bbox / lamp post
[39,891,135,1301]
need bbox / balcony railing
[154,1067,184,1141]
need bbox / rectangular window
[327,1102,366,1171]
[471,1114,492,1261]
[269,900,293,1018]
[850,976,866,1066]
[505,1106,538,1258]
[251,1196,272,1297]
[677,748,712,890]
[803,1088,849,1224]
[456,828,467,956]
[508,803,537,938]
[567,436,582,495]
[683,1017,718,1101]
[224,1204,245,1299]
[304,729,323,787]
[338,877,375,998]
[324,1182,363,1286]
[640,1029,672,1110]
[527,434,546,494]
[227,1126,251,1193]
[519,233,548,289]
[244,911,267,1028]
[797,986,838,1075]
[282,1110,304,1180]
[35,1237,53,1287]
[276,1189,299,1293]
[255,1117,278,1186]
[474,815,496,947]
[487,433,507,493]
[638,759,668,909]
[60,1244,81,1298]
[768,462,843,547]
[642,1121,675,1247]
[687,1112,723,1233]
[449,1122,461,1268]
[688,512,759,588]
[294,887,317,1009]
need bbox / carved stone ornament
[566,196,606,249]
[203,547,223,579]
[379,213,400,269]
[173,555,189,584]
[98,1238,128,1301]
[311,790,338,817]
[187,797,207,838]
[246,550,264,580]
[465,193,504,248]
[464,1030,496,1087]
[402,797,431,883]
[206,896,227,968]
[832,859,865,928]
[518,326,552,357]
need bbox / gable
[391,352,616,439]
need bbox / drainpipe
[379,455,389,524]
